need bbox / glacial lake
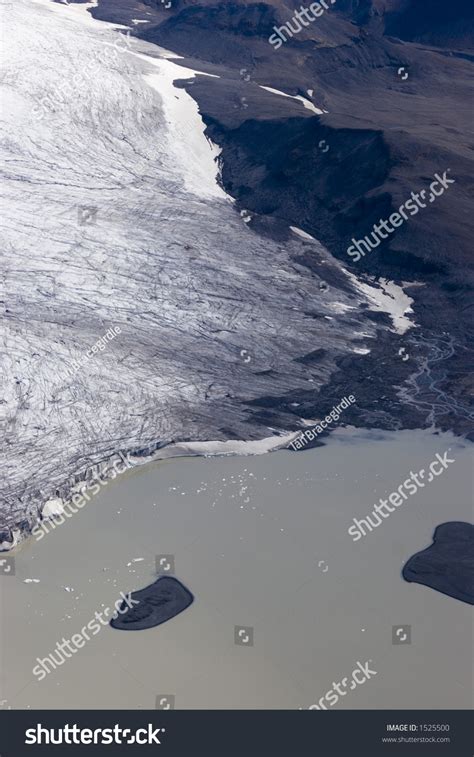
[1,428,472,710]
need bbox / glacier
[1,0,394,545]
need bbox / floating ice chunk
[42,498,64,518]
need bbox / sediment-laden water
[1,429,472,709]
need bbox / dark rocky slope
[89,0,474,437]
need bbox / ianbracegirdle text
[289,395,355,450]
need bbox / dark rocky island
[403,522,474,605]
[110,576,194,630]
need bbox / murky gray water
[1,429,472,710]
